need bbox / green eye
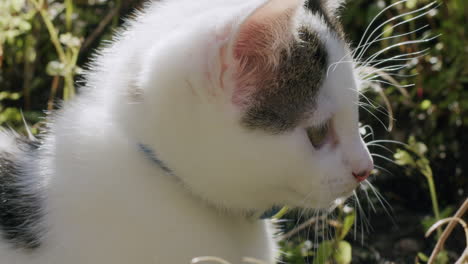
[306,121,330,149]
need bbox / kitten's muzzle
[352,167,373,182]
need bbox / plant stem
[423,167,442,238]
[29,0,76,100]
[65,0,73,32]
[273,206,289,220]
[48,76,60,110]
[29,0,66,62]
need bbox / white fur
[0,0,373,263]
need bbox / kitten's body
[0,0,373,263]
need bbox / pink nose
[353,170,371,182]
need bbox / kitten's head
[130,0,373,211]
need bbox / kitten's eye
[306,121,330,149]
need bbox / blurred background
[0,0,466,263]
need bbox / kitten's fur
[0,0,373,263]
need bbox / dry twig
[425,198,468,264]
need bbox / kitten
[0,0,373,263]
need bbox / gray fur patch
[242,28,327,133]
[0,136,42,250]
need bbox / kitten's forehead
[241,28,328,133]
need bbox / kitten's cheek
[327,122,339,149]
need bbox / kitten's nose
[352,168,372,182]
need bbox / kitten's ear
[228,0,302,107]
[232,0,301,59]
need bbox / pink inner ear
[231,0,300,107]
[247,0,301,25]
[234,23,274,59]
[234,0,299,58]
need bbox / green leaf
[0,91,21,100]
[418,252,429,262]
[421,216,437,233]
[439,206,454,218]
[0,107,21,124]
[313,241,333,264]
[435,250,449,264]
[339,212,355,240]
[333,241,352,264]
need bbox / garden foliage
[0,0,466,263]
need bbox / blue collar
[137,143,174,175]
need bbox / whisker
[366,139,406,146]
[360,64,412,79]
[359,54,422,67]
[366,143,395,154]
[326,60,355,76]
[353,191,371,244]
[359,102,394,121]
[355,0,410,58]
[364,49,430,71]
[356,1,437,61]
[371,153,399,165]
[374,164,393,176]
[368,72,418,78]
[327,1,422,74]
[314,209,319,253]
[362,35,439,68]
[366,181,397,227]
[363,85,395,128]
[362,80,414,89]
[294,190,320,238]
[358,48,431,69]
[357,22,430,65]
[332,26,429,74]
[362,184,377,213]
[352,88,384,111]
[361,125,376,142]
[352,195,358,241]
[360,105,390,131]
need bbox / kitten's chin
[285,183,358,210]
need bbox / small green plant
[0,0,34,126]
[394,136,443,238]
[28,0,82,102]
[393,136,464,264]
[1,0,82,128]
[280,205,356,264]
[312,205,355,264]
[0,0,35,54]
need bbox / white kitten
[0,0,373,263]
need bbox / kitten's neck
[137,141,281,220]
